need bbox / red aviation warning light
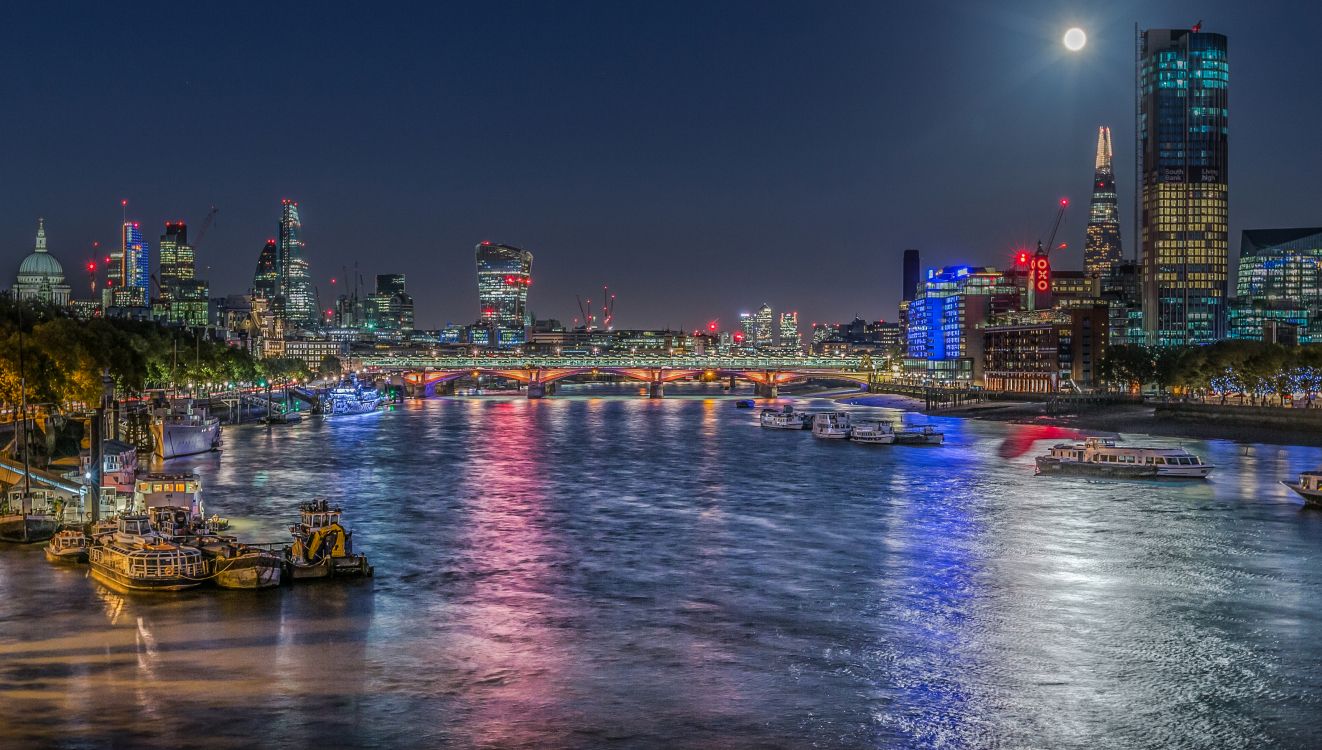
[1015,251,1030,267]
[708,320,718,332]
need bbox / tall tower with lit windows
[1084,126,1123,277]
[474,241,533,348]
[276,199,316,329]
[1138,26,1229,345]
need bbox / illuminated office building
[904,266,1019,384]
[778,311,801,353]
[1229,228,1322,343]
[1085,126,1123,277]
[1139,27,1230,345]
[276,199,316,329]
[752,303,774,350]
[113,221,149,308]
[475,241,533,348]
[252,239,278,299]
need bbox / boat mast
[18,303,31,501]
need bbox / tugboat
[323,375,385,417]
[894,425,944,446]
[88,514,207,592]
[760,405,811,430]
[1282,470,1322,507]
[1035,437,1213,478]
[849,421,896,445]
[150,397,222,459]
[811,412,852,440]
[287,499,372,579]
[44,529,90,564]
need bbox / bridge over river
[360,355,884,398]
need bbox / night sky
[4,1,1320,331]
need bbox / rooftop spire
[1094,126,1113,170]
[34,218,47,253]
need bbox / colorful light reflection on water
[2,388,1321,748]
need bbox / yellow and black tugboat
[286,499,372,580]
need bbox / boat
[1035,438,1214,478]
[197,538,283,590]
[44,528,90,563]
[134,473,206,518]
[286,499,372,579]
[760,405,811,430]
[0,488,63,544]
[849,421,896,445]
[734,399,756,409]
[150,398,222,459]
[811,412,852,440]
[1282,471,1322,507]
[88,514,207,592]
[895,425,944,446]
[323,375,385,417]
[208,513,230,531]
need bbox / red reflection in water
[996,424,1091,458]
[453,400,571,747]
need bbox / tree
[318,355,343,379]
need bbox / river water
[2,386,1321,749]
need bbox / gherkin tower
[1084,126,1123,277]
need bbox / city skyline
[4,2,1322,331]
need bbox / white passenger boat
[1282,471,1322,507]
[849,421,895,445]
[1035,438,1214,478]
[324,375,386,417]
[88,514,207,592]
[811,412,852,440]
[151,398,221,459]
[895,425,944,446]
[760,405,811,430]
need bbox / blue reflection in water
[1,389,1321,748]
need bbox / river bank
[837,393,1322,447]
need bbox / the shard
[1084,125,1123,277]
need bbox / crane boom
[1043,198,1068,256]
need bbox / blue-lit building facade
[1139,27,1230,345]
[1229,228,1322,343]
[113,221,149,308]
[475,241,533,348]
[903,266,1018,384]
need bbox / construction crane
[601,284,616,330]
[1040,197,1069,257]
[193,206,219,249]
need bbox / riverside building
[1229,228,1322,343]
[1139,26,1230,345]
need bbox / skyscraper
[1084,126,1123,277]
[157,222,192,300]
[475,241,533,348]
[778,311,801,353]
[751,303,775,350]
[1139,27,1230,345]
[276,199,316,328]
[370,273,415,333]
[252,239,278,299]
[155,221,208,325]
[902,249,919,302]
[113,221,149,308]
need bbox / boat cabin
[297,499,343,530]
[1299,471,1322,493]
[1045,438,1206,467]
[134,474,204,517]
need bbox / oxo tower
[1084,126,1123,277]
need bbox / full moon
[1063,27,1087,51]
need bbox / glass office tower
[475,241,533,347]
[1139,27,1230,345]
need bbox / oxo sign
[1031,252,1051,294]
